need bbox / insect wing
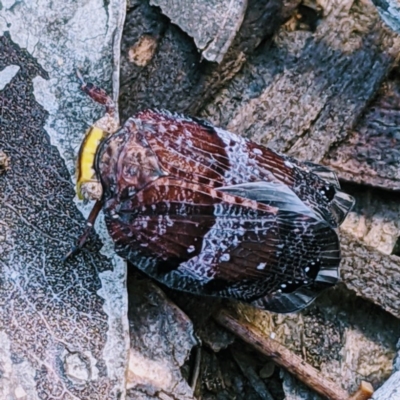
[217,181,318,219]
[129,110,354,227]
[105,177,279,279]
[104,178,339,312]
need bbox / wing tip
[304,162,355,226]
[331,190,355,226]
[251,280,337,314]
[252,260,340,314]
[252,287,317,313]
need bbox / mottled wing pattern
[132,110,231,187]
[105,178,339,312]
[106,177,279,278]
[130,110,354,227]
[95,109,354,313]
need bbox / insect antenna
[76,69,117,117]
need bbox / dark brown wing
[122,110,354,227]
[104,177,340,313]
[105,177,280,279]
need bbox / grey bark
[371,372,400,400]
[0,1,127,398]
[325,72,400,190]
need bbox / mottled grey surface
[149,0,247,62]
[0,33,117,399]
[126,273,196,400]
[0,1,127,398]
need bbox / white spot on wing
[220,253,230,262]
[284,160,293,168]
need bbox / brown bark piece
[201,0,400,164]
[213,308,372,400]
[339,184,400,255]
[340,232,400,320]
[324,70,400,190]
[119,0,283,121]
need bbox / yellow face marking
[76,126,108,200]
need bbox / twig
[213,308,373,400]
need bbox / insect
[69,72,354,314]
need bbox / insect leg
[64,200,103,261]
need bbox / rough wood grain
[213,308,370,400]
[339,184,400,255]
[371,343,400,399]
[325,70,400,190]
[119,0,283,121]
[201,0,400,164]
[340,232,400,320]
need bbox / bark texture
[118,0,400,399]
